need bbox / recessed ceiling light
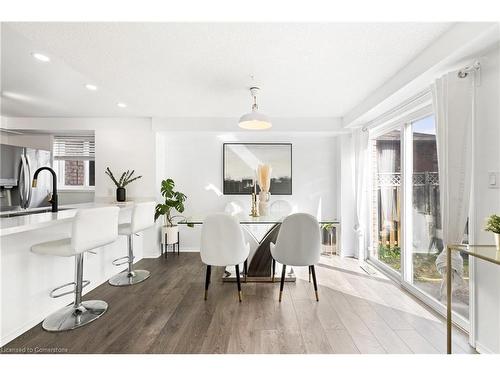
[85,84,98,91]
[31,52,50,62]
[117,102,127,108]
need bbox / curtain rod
[457,61,481,78]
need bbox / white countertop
[0,202,135,237]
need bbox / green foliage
[378,244,401,270]
[105,167,142,188]
[484,214,500,234]
[155,179,192,226]
[321,223,336,231]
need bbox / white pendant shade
[238,110,272,130]
[238,86,272,130]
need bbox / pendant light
[238,86,272,130]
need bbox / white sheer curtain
[353,129,369,260]
[377,142,398,230]
[432,70,475,286]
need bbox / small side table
[446,244,499,353]
[161,227,180,259]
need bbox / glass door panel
[410,115,469,319]
[371,128,402,273]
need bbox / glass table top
[178,213,339,225]
[448,244,500,266]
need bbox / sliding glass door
[368,108,469,325]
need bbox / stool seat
[31,238,73,257]
[118,223,133,235]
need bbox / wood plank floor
[2,253,475,354]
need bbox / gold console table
[446,244,500,354]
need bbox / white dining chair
[270,199,293,216]
[270,213,321,302]
[200,213,250,302]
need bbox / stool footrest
[112,255,134,266]
[49,280,90,298]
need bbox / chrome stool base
[108,269,150,286]
[42,300,108,332]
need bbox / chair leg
[177,232,180,256]
[164,233,168,259]
[244,260,248,283]
[235,264,242,302]
[272,259,276,283]
[204,265,211,300]
[279,264,286,302]
[310,265,319,301]
[309,266,311,283]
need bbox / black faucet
[32,167,58,212]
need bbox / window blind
[53,135,95,160]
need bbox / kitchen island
[0,202,159,346]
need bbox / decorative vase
[494,233,500,251]
[116,187,126,202]
[258,191,271,216]
[164,225,179,245]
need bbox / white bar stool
[31,206,120,331]
[109,201,156,286]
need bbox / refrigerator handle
[19,154,26,207]
[25,154,32,207]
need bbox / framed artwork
[223,143,292,195]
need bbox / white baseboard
[475,341,496,354]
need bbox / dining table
[179,214,340,283]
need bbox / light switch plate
[488,171,500,189]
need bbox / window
[53,135,95,190]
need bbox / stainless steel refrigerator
[0,144,52,212]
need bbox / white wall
[157,131,340,251]
[471,45,500,353]
[94,120,156,201]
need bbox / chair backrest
[130,201,156,233]
[200,213,249,266]
[270,199,293,216]
[224,200,244,216]
[72,206,120,253]
[271,213,321,266]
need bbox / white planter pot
[494,233,500,251]
[163,225,179,245]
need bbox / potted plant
[155,179,191,244]
[105,167,142,202]
[485,214,500,250]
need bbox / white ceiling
[1,22,453,118]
